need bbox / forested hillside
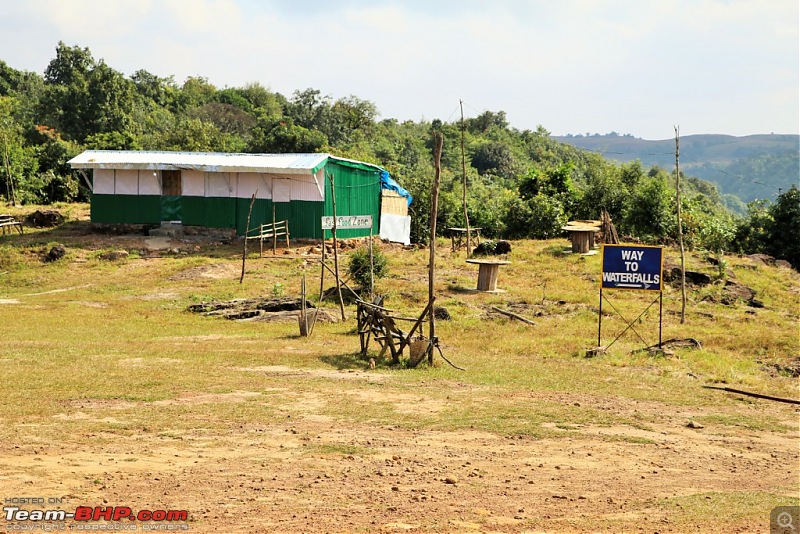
[0,42,798,267]
[554,133,799,207]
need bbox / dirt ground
[2,366,797,533]
[1,229,798,533]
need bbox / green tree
[503,194,566,239]
[175,76,217,112]
[765,185,800,268]
[733,199,772,255]
[247,117,326,154]
[623,174,675,240]
[471,141,516,179]
[84,61,135,138]
[39,42,94,141]
[131,69,177,109]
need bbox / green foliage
[0,39,784,257]
[622,174,675,240]
[554,133,800,203]
[732,187,800,268]
[503,194,567,239]
[733,200,771,255]
[271,282,284,298]
[348,246,388,289]
[471,141,517,179]
[765,185,800,267]
[247,117,327,154]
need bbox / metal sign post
[598,244,664,351]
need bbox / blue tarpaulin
[380,170,412,206]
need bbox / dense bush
[348,246,388,290]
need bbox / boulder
[99,250,130,261]
[44,244,66,262]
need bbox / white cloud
[0,0,796,138]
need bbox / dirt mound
[26,209,64,227]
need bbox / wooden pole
[319,231,326,300]
[309,243,323,337]
[272,204,277,255]
[428,132,443,365]
[300,273,308,336]
[702,385,800,406]
[369,225,374,301]
[460,100,471,255]
[490,306,535,325]
[675,126,687,324]
[328,172,346,321]
[240,191,257,284]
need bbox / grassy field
[0,203,797,533]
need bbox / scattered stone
[721,281,763,308]
[687,420,704,429]
[433,306,451,321]
[585,346,607,358]
[44,244,66,262]
[760,358,800,378]
[443,476,458,485]
[99,250,129,261]
[663,267,712,287]
[746,254,775,266]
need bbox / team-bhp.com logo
[4,503,189,530]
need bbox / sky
[1,0,797,140]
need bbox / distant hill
[553,133,799,205]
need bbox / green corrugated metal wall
[182,197,237,228]
[322,160,381,239]
[234,199,325,238]
[90,159,382,238]
[92,195,160,224]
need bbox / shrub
[348,246,388,290]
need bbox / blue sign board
[601,245,663,291]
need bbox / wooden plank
[490,306,535,325]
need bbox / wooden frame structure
[356,298,433,365]
[246,220,290,256]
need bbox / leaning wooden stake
[428,132,443,365]
[299,274,308,336]
[240,191,257,284]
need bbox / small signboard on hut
[321,215,373,230]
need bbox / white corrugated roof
[68,150,330,174]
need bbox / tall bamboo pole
[240,191,257,284]
[328,172,346,321]
[460,100,471,255]
[675,126,687,324]
[428,132,443,365]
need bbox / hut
[68,150,412,243]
